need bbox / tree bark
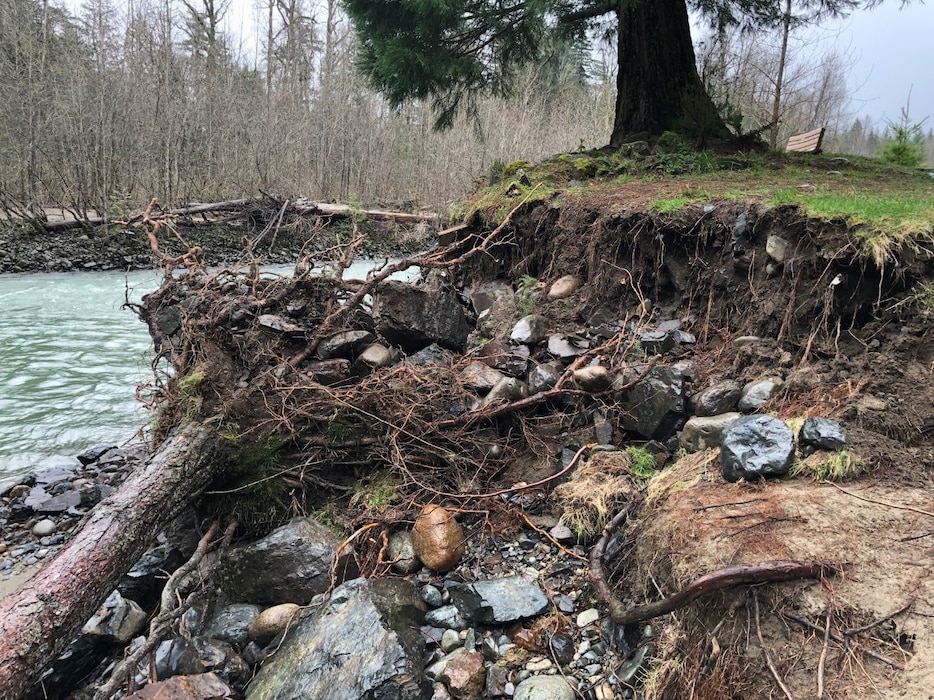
[0,421,224,700]
[611,0,730,145]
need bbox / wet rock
[157,306,182,336]
[439,650,486,699]
[691,380,742,416]
[317,329,375,359]
[119,544,187,611]
[511,314,549,344]
[76,444,115,465]
[217,516,358,605]
[738,377,783,411]
[547,335,585,360]
[513,675,576,700]
[82,590,147,642]
[637,330,675,355]
[387,530,421,574]
[799,417,847,451]
[573,365,612,392]
[546,633,575,666]
[246,578,430,700]
[547,275,582,300]
[37,633,110,698]
[412,504,465,573]
[679,413,742,452]
[204,603,262,647]
[720,415,795,482]
[425,605,469,631]
[375,274,469,353]
[258,314,303,334]
[422,584,444,608]
[451,577,549,624]
[528,362,562,393]
[460,361,505,392]
[303,358,351,385]
[249,603,301,646]
[766,235,789,263]
[617,366,686,440]
[156,637,206,678]
[193,637,252,685]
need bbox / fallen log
[0,420,224,700]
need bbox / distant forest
[1,0,930,217]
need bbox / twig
[817,605,832,699]
[754,593,796,700]
[519,512,587,562]
[844,601,913,636]
[828,483,934,519]
[779,611,906,671]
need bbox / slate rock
[76,444,115,465]
[425,605,469,631]
[638,330,675,355]
[451,576,549,625]
[528,362,562,393]
[246,578,430,700]
[218,516,358,605]
[374,274,469,353]
[738,377,783,411]
[477,339,530,377]
[720,415,796,482]
[799,417,847,451]
[691,380,742,417]
[119,544,186,611]
[204,603,262,647]
[155,637,206,679]
[547,334,585,359]
[617,366,686,440]
[303,358,351,385]
[510,314,549,344]
[679,413,742,453]
[317,329,375,359]
[37,634,110,699]
[82,590,147,642]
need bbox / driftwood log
[0,421,223,699]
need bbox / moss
[626,446,658,480]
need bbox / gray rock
[691,380,742,416]
[353,343,395,374]
[421,585,443,608]
[617,367,686,440]
[258,314,304,334]
[547,335,585,359]
[679,413,742,452]
[218,516,358,605]
[528,362,562,393]
[637,330,675,355]
[76,445,115,465]
[303,358,351,385]
[204,603,262,647]
[510,314,550,344]
[440,628,463,652]
[82,591,147,642]
[31,518,57,537]
[799,417,847,451]
[460,361,505,392]
[32,490,81,513]
[450,577,549,625]
[573,365,612,392]
[469,280,514,316]
[317,330,375,359]
[155,637,205,679]
[513,675,577,700]
[766,235,789,263]
[738,377,783,411]
[547,275,582,300]
[733,335,761,347]
[477,339,530,377]
[425,605,469,630]
[374,273,469,353]
[387,530,421,574]
[246,578,430,700]
[720,415,796,482]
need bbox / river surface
[0,261,406,478]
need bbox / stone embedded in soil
[387,530,421,574]
[450,576,549,624]
[799,417,847,451]
[737,377,783,411]
[573,365,612,392]
[691,380,742,416]
[246,578,429,700]
[412,504,465,573]
[617,366,686,440]
[720,415,796,482]
[217,516,359,605]
[679,413,742,453]
[511,314,549,344]
[547,275,582,300]
[316,329,375,359]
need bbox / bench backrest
[786,127,826,153]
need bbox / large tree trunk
[610,0,730,145]
[0,421,223,700]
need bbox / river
[0,261,408,479]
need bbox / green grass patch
[626,446,658,480]
[791,449,864,482]
[650,196,692,213]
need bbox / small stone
[738,377,783,411]
[691,380,742,417]
[547,275,582,300]
[425,605,469,631]
[513,675,576,700]
[387,530,421,574]
[766,235,789,263]
[354,343,395,373]
[480,377,530,408]
[511,315,550,344]
[525,658,553,672]
[548,524,575,545]
[422,585,444,608]
[441,628,464,652]
[31,519,57,537]
[799,417,847,451]
[733,336,761,346]
[679,413,742,453]
[248,603,300,646]
[573,365,612,392]
[412,504,465,573]
[576,608,600,627]
[438,651,486,700]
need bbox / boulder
[691,380,742,417]
[203,603,262,647]
[679,413,742,453]
[617,367,686,440]
[217,516,358,605]
[450,577,549,625]
[799,417,847,451]
[720,415,796,482]
[246,578,430,700]
[738,377,783,411]
[374,274,469,352]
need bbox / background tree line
[0,0,926,218]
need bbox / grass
[791,449,864,482]
[650,196,693,213]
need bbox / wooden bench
[785,127,825,153]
